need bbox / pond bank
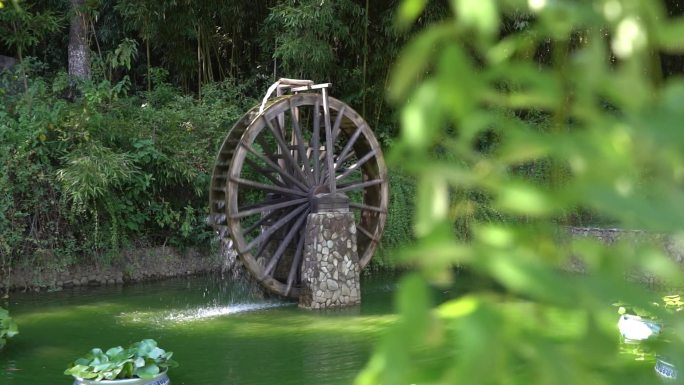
[4,225,684,294]
[566,227,684,285]
[0,246,226,294]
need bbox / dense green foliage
[65,339,177,381]
[0,0,434,277]
[0,63,256,274]
[357,0,684,384]
[370,170,416,269]
[0,306,18,349]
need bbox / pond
[0,272,408,385]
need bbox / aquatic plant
[0,307,18,349]
[64,339,178,381]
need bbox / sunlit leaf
[414,174,449,236]
[437,296,479,319]
[453,0,499,40]
[496,183,552,216]
[396,0,428,29]
[656,18,684,53]
[388,23,455,101]
[400,81,441,149]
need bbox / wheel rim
[211,93,387,298]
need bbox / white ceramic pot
[617,314,661,342]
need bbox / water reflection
[1,272,406,385]
[1,360,20,380]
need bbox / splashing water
[163,301,291,322]
[119,296,292,326]
[117,269,292,327]
[219,236,239,276]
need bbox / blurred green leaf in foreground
[358,0,684,384]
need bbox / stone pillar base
[299,211,361,309]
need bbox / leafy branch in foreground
[0,307,18,349]
[357,0,684,384]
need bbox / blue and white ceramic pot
[72,371,170,385]
[655,357,677,381]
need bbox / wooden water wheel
[209,80,388,298]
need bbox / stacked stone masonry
[567,227,684,285]
[299,212,361,309]
[0,247,225,293]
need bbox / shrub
[0,66,255,276]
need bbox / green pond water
[0,273,406,385]
[0,271,668,384]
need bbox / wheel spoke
[319,150,354,183]
[335,123,366,171]
[240,142,308,191]
[263,207,309,277]
[337,178,384,193]
[243,157,287,188]
[255,135,276,157]
[253,230,275,262]
[237,196,290,213]
[286,235,305,295]
[322,88,336,193]
[331,105,346,143]
[272,117,297,179]
[231,176,307,197]
[336,151,354,166]
[264,116,310,184]
[336,149,377,182]
[356,223,380,242]
[242,209,280,235]
[349,202,386,214]
[289,99,314,185]
[244,204,308,252]
[312,99,321,183]
[233,197,309,219]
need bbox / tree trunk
[68,0,90,80]
[197,26,201,98]
[11,21,28,93]
[146,38,151,91]
[362,0,369,117]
